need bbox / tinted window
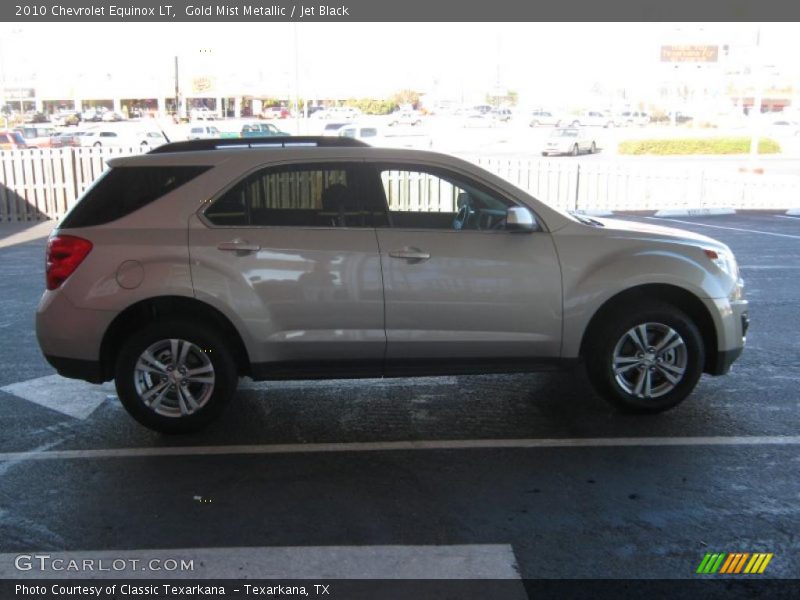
[360,128,378,138]
[204,164,386,228]
[374,166,513,231]
[61,166,210,228]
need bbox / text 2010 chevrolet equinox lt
[36,137,749,432]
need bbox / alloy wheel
[611,322,688,399]
[133,338,215,418]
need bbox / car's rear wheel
[571,144,579,156]
[585,302,704,413]
[590,142,597,154]
[115,319,238,433]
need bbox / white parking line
[2,436,799,464]
[0,544,522,580]
[646,217,800,239]
[1,375,112,420]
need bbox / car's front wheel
[115,319,238,433]
[585,302,704,413]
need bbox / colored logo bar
[697,553,773,574]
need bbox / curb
[571,209,615,217]
[653,208,736,218]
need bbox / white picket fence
[1,147,799,222]
[472,156,800,213]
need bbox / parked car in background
[389,109,422,127]
[15,125,58,148]
[101,111,124,122]
[79,127,167,149]
[51,130,89,148]
[616,111,651,126]
[562,110,615,128]
[313,106,361,121]
[240,122,289,137]
[0,130,28,149]
[24,111,50,124]
[320,122,350,136]
[191,107,217,121]
[188,125,221,140]
[529,110,561,127]
[490,108,513,122]
[338,123,432,149]
[767,116,800,136]
[82,108,103,122]
[262,106,290,119]
[51,111,81,127]
[36,136,748,432]
[542,127,597,156]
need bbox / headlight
[704,248,739,280]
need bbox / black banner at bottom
[2,579,798,600]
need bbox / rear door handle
[388,247,431,261]
[217,239,261,253]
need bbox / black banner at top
[2,0,800,22]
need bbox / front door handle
[217,239,261,253]
[388,247,431,262]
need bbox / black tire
[114,319,238,433]
[590,142,597,154]
[541,152,548,156]
[571,144,579,156]
[584,302,704,414]
[93,142,102,147]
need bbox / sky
[1,22,799,106]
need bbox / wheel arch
[578,284,718,374]
[99,296,251,380]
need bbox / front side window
[375,166,513,231]
[204,163,387,228]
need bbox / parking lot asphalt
[0,214,798,585]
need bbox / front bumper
[705,299,749,375]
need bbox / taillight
[46,235,93,290]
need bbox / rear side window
[61,166,210,228]
[204,163,387,228]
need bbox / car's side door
[189,161,387,378]
[366,162,563,373]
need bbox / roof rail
[149,136,369,154]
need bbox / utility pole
[174,55,180,120]
[748,27,763,164]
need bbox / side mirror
[506,206,538,232]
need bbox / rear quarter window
[60,166,210,228]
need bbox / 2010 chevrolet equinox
[36,137,749,432]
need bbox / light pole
[748,27,763,165]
